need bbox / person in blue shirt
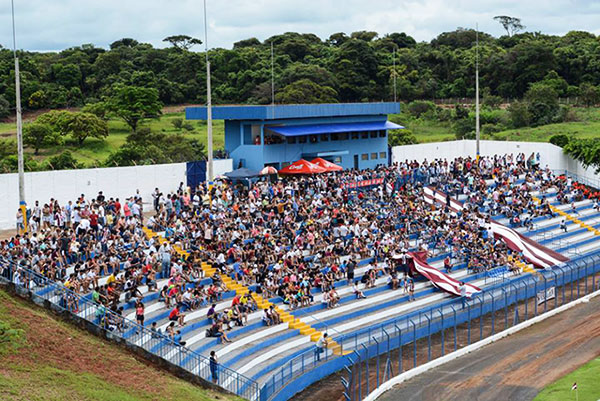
[173,330,186,347]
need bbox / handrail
[0,256,259,401]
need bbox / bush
[483,95,503,109]
[406,101,436,118]
[171,118,183,129]
[182,122,194,131]
[549,134,570,147]
[388,129,417,146]
[0,95,9,119]
[454,117,475,139]
[482,123,503,135]
[45,150,83,170]
[508,101,531,128]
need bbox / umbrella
[310,157,343,172]
[223,167,260,179]
[260,166,278,175]
[279,159,327,174]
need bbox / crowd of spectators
[1,152,579,342]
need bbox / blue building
[185,102,402,172]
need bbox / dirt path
[378,294,600,401]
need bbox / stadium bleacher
[3,153,600,401]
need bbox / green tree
[524,83,559,126]
[106,85,163,132]
[388,128,417,146]
[0,95,9,119]
[493,16,526,36]
[162,35,202,51]
[81,101,108,119]
[23,122,62,154]
[62,112,109,146]
[508,101,531,128]
[579,83,600,107]
[45,150,83,170]
[563,139,600,173]
[276,79,338,104]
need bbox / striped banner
[423,186,569,269]
[409,252,481,297]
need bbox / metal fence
[341,253,600,401]
[0,256,259,401]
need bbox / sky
[1,0,600,52]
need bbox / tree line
[1,28,600,117]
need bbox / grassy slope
[0,112,225,166]
[533,358,600,401]
[492,108,600,142]
[0,289,237,401]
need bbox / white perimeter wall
[0,159,232,231]
[392,139,600,185]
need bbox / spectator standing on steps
[210,350,219,383]
[459,281,467,309]
[315,333,328,361]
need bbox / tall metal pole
[475,23,480,163]
[271,41,275,106]
[392,47,397,103]
[12,0,27,233]
[204,0,213,183]
[271,41,275,119]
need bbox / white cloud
[1,0,599,51]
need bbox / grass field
[0,289,238,401]
[0,112,225,167]
[533,358,600,401]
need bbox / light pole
[475,23,480,163]
[11,0,27,233]
[203,0,213,184]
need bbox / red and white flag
[408,251,481,297]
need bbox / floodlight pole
[393,47,397,103]
[475,23,480,163]
[12,0,27,233]
[204,0,213,184]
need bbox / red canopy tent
[310,157,343,172]
[279,159,327,174]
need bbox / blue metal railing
[0,256,259,401]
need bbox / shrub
[406,101,436,118]
[171,118,183,129]
[549,134,570,147]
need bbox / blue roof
[266,120,404,137]
[186,103,400,121]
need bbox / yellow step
[310,332,323,342]
[281,315,294,323]
[300,327,316,336]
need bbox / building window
[287,136,296,144]
[370,131,378,138]
[361,153,369,161]
[351,132,359,140]
[310,135,318,143]
[371,153,378,159]
[333,156,342,164]
[379,130,386,137]
[380,152,387,159]
[331,133,339,141]
[281,162,291,168]
[338,133,348,140]
[298,135,307,143]
[361,132,369,139]
[321,134,329,141]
